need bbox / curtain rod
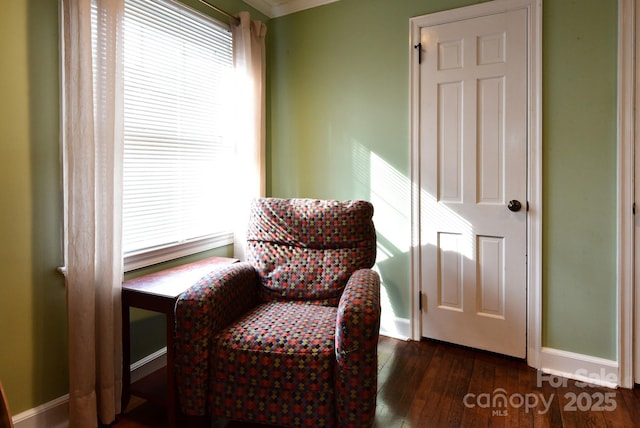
[198,0,238,24]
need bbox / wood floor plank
[515,363,537,428]
[610,387,640,427]
[376,340,427,427]
[538,371,565,428]
[411,345,457,426]
[428,345,475,428]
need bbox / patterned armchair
[174,198,381,427]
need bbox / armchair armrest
[174,262,259,416]
[335,268,381,427]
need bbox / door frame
[635,0,640,388]
[409,0,543,367]
[619,0,635,389]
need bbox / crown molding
[242,0,274,17]
[243,0,340,18]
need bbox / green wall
[541,0,617,359]
[1,0,67,414]
[0,0,266,415]
[268,0,618,360]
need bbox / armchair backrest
[246,198,376,305]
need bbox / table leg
[166,312,177,428]
[121,303,131,412]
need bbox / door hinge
[418,291,423,311]
[414,42,422,64]
[634,202,636,215]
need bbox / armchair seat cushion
[211,301,338,426]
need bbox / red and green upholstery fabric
[174,198,381,427]
[247,198,377,305]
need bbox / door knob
[507,200,522,212]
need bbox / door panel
[419,9,528,358]
[438,82,463,203]
[477,76,505,204]
[477,235,505,318]
[438,232,463,310]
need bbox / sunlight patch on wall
[352,141,410,254]
[369,151,411,254]
[352,141,411,337]
[377,277,405,337]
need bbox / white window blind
[123,0,235,270]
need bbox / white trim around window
[124,231,233,272]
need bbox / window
[121,0,235,270]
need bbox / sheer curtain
[61,0,124,426]
[231,11,267,261]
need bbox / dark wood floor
[116,336,640,428]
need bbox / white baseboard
[131,347,167,383]
[13,394,69,428]
[539,347,619,389]
[380,316,411,340]
[12,348,167,428]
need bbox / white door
[418,9,528,358]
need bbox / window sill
[124,231,234,272]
